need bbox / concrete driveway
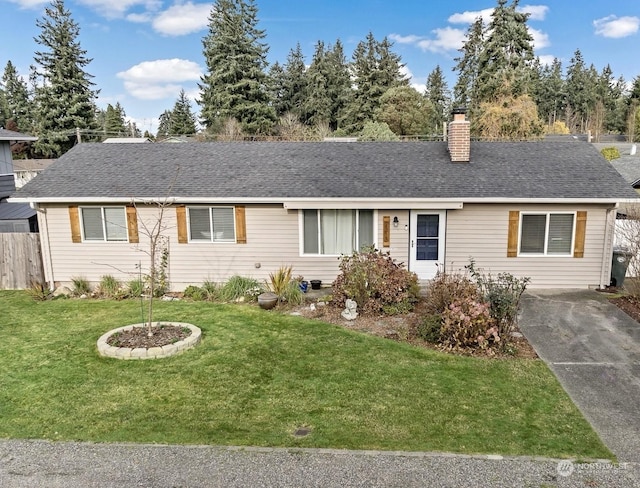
[519,289,640,463]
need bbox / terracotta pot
[258,292,278,310]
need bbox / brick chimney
[447,108,470,163]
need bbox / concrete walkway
[519,289,640,463]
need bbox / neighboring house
[10,112,640,290]
[602,143,640,189]
[13,159,56,189]
[0,128,38,232]
[103,137,151,144]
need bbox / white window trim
[298,209,378,257]
[80,206,128,243]
[187,206,236,243]
[518,211,576,257]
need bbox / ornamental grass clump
[332,247,419,315]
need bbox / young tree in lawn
[199,0,275,135]
[32,0,98,157]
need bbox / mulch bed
[107,324,191,348]
[608,295,640,322]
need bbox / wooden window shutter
[235,206,247,244]
[507,210,519,257]
[573,211,587,258]
[69,206,81,243]
[126,206,139,243]
[382,216,391,247]
[176,206,188,244]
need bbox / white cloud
[518,5,549,21]
[417,27,466,54]
[126,12,153,23]
[594,15,640,38]
[152,2,211,36]
[117,58,202,100]
[5,0,48,8]
[529,27,550,49]
[78,0,161,19]
[448,8,494,24]
[389,34,423,45]
[537,54,556,67]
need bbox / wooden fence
[0,233,44,289]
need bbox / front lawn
[0,291,612,459]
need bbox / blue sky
[1,0,639,134]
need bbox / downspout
[599,206,617,289]
[31,202,55,290]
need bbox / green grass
[0,291,612,459]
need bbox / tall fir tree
[303,40,351,131]
[375,86,433,136]
[565,50,598,133]
[272,43,308,120]
[344,33,407,133]
[1,61,32,133]
[532,58,565,126]
[32,0,98,157]
[101,103,127,136]
[452,17,485,108]
[199,0,275,135]
[424,65,451,134]
[170,89,198,135]
[157,110,173,139]
[474,0,535,103]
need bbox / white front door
[409,210,446,280]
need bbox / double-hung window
[81,207,128,242]
[188,207,235,242]
[303,209,374,255]
[519,212,575,255]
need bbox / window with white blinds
[81,207,127,241]
[519,212,574,255]
[188,207,235,242]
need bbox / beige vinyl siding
[379,210,410,265]
[42,204,370,291]
[445,203,612,288]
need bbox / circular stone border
[97,322,201,360]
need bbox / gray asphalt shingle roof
[11,140,640,201]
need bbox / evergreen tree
[267,61,288,117]
[157,110,173,138]
[102,102,127,136]
[0,88,8,128]
[532,58,565,126]
[303,40,351,131]
[452,17,485,108]
[565,50,598,133]
[344,33,408,132]
[1,61,32,133]
[272,43,308,120]
[424,65,451,134]
[199,0,275,134]
[375,86,433,136]
[170,89,198,135]
[31,0,98,157]
[474,0,535,103]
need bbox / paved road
[0,440,638,487]
[520,289,640,464]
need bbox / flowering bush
[440,297,495,349]
[332,247,419,315]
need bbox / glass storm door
[409,211,446,280]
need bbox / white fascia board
[283,199,464,209]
